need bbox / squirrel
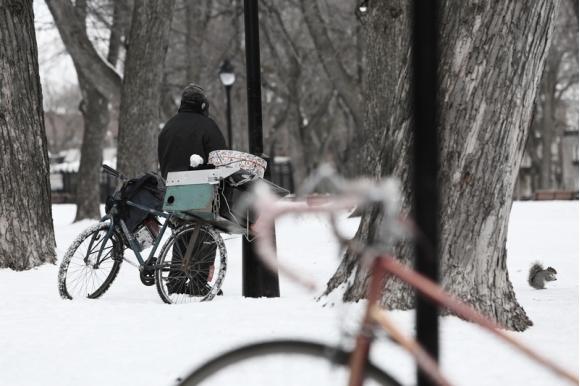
[528,262,557,289]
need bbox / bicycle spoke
[154,225,226,304]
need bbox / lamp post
[412,1,440,385]
[219,59,236,148]
[242,0,280,298]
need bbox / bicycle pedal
[139,257,157,286]
[139,271,155,286]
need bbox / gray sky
[34,0,78,95]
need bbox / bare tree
[324,0,558,331]
[46,0,127,220]
[116,0,175,177]
[253,0,364,180]
[526,2,578,191]
[74,0,115,220]
[0,0,56,269]
[142,0,365,184]
[299,0,363,130]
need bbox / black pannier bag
[217,170,289,228]
[106,172,166,232]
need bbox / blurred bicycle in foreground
[176,165,578,386]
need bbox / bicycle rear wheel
[177,340,401,386]
[155,224,227,304]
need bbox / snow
[0,202,577,386]
[49,148,117,173]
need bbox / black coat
[158,106,227,179]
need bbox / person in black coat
[158,84,226,296]
[158,83,226,179]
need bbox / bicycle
[57,164,245,304]
[176,166,579,385]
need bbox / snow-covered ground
[0,202,577,386]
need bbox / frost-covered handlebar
[250,165,406,290]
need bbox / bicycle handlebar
[101,164,128,181]
[250,165,407,290]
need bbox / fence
[50,171,118,204]
[269,158,295,193]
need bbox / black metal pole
[225,85,232,148]
[244,0,263,155]
[242,0,280,298]
[412,1,440,386]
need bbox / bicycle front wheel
[177,340,401,386]
[58,222,123,299]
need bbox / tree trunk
[0,0,56,269]
[540,55,558,189]
[324,0,558,331]
[71,0,111,221]
[526,104,542,193]
[570,0,579,19]
[74,74,109,221]
[117,0,175,177]
[184,0,212,84]
[107,0,131,67]
[526,3,576,193]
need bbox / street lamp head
[357,0,368,14]
[219,59,236,87]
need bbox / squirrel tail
[528,262,544,287]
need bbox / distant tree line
[525,0,578,192]
[41,0,578,221]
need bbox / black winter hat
[181,83,208,108]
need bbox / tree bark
[525,109,542,193]
[184,0,212,84]
[324,0,558,331]
[324,0,413,299]
[570,0,579,19]
[0,0,56,269]
[117,0,175,177]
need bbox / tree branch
[555,74,579,100]
[106,0,131,66]
[299,0,363,129]
[45,0,123,103]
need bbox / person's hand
[190,154,204,168]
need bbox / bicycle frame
[99,197,227,271]
[251,193,579,386]
[351,254,451,386]
[94,199,172,269]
